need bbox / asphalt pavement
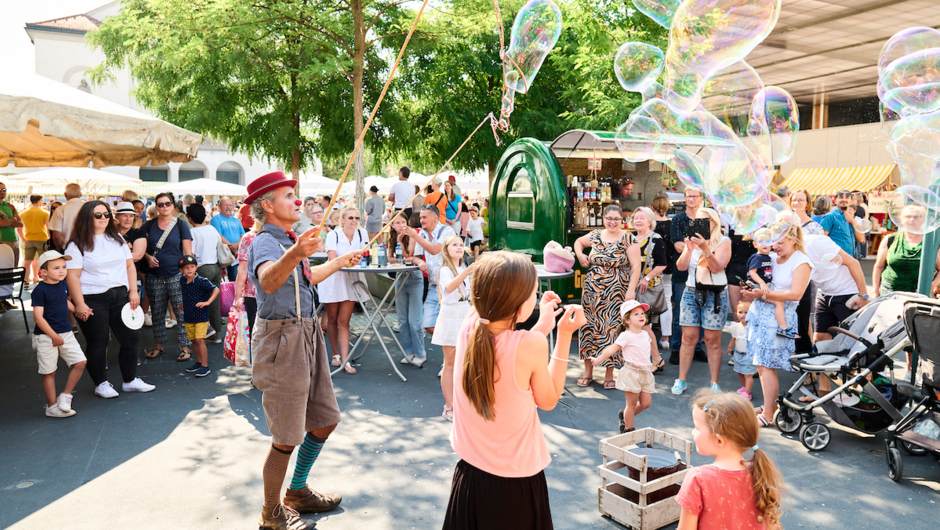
[1,258,937,529]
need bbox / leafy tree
[395,0,666,178]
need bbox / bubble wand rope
[315,0,431,236]
[363,113,498,249]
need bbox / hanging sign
[869,192,888,214]
[588,158,602,170]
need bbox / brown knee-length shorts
[251,316,341,446]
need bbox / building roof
[25,14,101,35]
[751,0,940,106]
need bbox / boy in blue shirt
[177,255,219,377]
[32,251,87,418]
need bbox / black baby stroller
[884,298,940,482]
[774,293,923,451]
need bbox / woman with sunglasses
[133,192,193,361]
[320,205,368,374]
[65,201,154,398]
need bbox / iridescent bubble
[496,0,563,132]
[631,0,683,29]
[855,218,873,234]
[614,42,665,93]
[750,200,798,245]
[747,86,799,165]
[878,27,940,117]
[819,253,843,270]
[887,185,940,235]
[701,61,764,138]
[662,0,783,111]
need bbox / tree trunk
[291,72,301,196]
[352,0,366,220]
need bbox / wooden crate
[597,428,693,530]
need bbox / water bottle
[371,243,380,266]
[360,250,369,268]
[395,243,403,264]
[378,244,388,267]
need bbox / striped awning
[782,165,896,196]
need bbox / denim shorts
[679,287,729,331]
[732,349,757,375]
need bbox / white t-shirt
[415,223,457,285]
[466,218,485,242]
[65,234,133,295]
[389,180,416,209]
[686,236,729,289]
[191,225,220,266]
[769,250,813,292]
[727,322,747,353]
[48,198,85,243]
[802,235,858,296]
[438,265,470,304]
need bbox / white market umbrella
[168,177,247,197]
[0,74,201,168]
[5,167,141,196]
[299,174,344,196]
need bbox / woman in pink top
[444,252,586,530]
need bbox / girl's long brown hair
[463,252,537,421]
[692,391,786,528]
[68,200,126,254]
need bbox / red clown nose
[295,199,303,206]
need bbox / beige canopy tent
[167,177,247,197]
[0,74,201,168]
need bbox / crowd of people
[5,171,939,529]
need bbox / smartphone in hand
[689,218,711,240]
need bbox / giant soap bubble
[879,27,940,117]
[887,185,940,235]
[632,0,683,29]
[495,0,563,134]
[615,42,665,93]
[747,86,800,165]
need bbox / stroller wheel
[900,440,928,456]
[774,406,803,434]
[800,423,831,451]
[887,447,903,482]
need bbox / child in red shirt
[676,391,785,529]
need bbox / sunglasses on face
[836,192,851,197]
[156,201,173,207]
[347,216,360,220]
[0,188,6,192]
[604,217,622,222]
[93,212,112,219]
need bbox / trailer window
[507,168,535,230]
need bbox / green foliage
[392,0,667,173]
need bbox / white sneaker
[410,356,427,368]
[56,392,73,413]
[144,313,153,327]
[122,378,156,393]
[45,403,76,418]
[438,364,444,378]
[95,381,119,399]
[166,319,177,329]
[400,353,415,365]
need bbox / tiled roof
[25,14,101,34]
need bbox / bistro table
[330,264,418,382]
[535,265,575,350]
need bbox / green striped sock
[289,433,325,491]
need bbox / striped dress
[579,230,635,367]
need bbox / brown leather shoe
[259,504,315,530]
[283,486,342,513]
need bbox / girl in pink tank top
[443,252,586,530]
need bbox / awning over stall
[782,165,897,196]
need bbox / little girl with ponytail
[443,251,586,529]
[677,391,786,529]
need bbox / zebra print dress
[579,230,636,367]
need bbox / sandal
[651,359,665,374]
[331,354,342,367]
[577,375,592,387]
[603,380,617,390]
[757,414,773,428]
[176,349,191,362]
[145,347,163,359]
[442,406,454,421]
[343,362,357,375]
[776,327,800,339]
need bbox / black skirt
[443,460,553,530]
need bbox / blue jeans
[226,264,239,282]
[396,272,426,359]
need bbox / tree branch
[365,0,411,36]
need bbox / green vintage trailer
[489,130,667,302]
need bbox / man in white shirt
[403,204,455,335]
[389,166,416,218]
[48,183,85,251]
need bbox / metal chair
[0,268,29,333]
